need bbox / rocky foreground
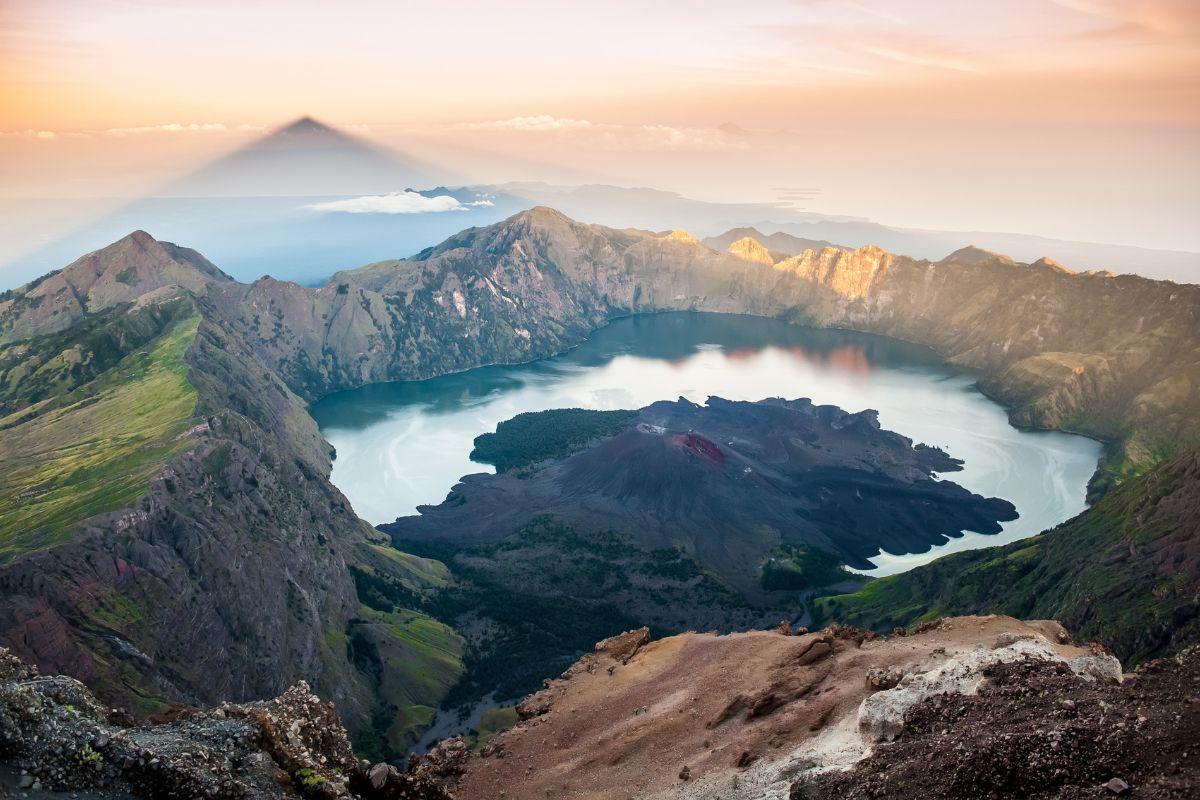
[420,617,1197,800]
[0,646,448,800]
[3,616,1197,800]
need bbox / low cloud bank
[305,190,478,214]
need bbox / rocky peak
[795,644,1199,799]
[775,243,895,300]
[69,230,170,275]
[250,274,304,291]
[723,225,768,241]
[494,206,595,246]
[1030,255,1074,274]
[125,229,156,247]
[0,230,229,344]
[663,229,700,244]
[940,245,1017,267]
[727,236,775,266]
[852,243,890,260]
[514,205,573,227]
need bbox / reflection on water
[311,312,1101,577]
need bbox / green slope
[0,302,201,559]
[344,543,464,757]
[349,606,464,758]
[816,448,1200,663]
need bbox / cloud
[461,116,750,150]
[305,191,471,215]
[1050,0,1200,40]
[840,0,907,25]
[4,122,263,140]
[0,129,57,140]
[104,122,230,135]
[792,0,907,26]
[466,115,594,131]
[632,124,751,151]
[1048,0,1115,15]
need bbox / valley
[0,206,1197,780]
[5,5,1197,796]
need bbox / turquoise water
[312,312,1101,576]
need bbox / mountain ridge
[2,210,1199,762]
[0,231,462,757]
[702,225,838,256]
[309,208,1200,491]
[0,230,230,343]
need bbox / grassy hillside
[0,308,200,559]
[344,543,464,757]
[366,543,452,591]
[349,606,464,758]
[0,232,469,759]
[392,516,771,714]
[815,448,1200,663]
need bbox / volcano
[161,116,444,196]
[0,117,504,287]
[384,396,1018,591]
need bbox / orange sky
[1,0,1198,249]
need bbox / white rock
[858,635,1120,743]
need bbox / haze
[1,0,1198,252]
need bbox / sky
[1,0,1198,250]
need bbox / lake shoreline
[314,312,1101,575]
